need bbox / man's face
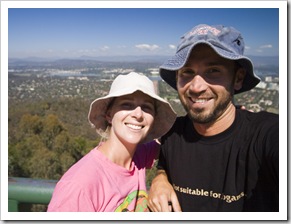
[176,44,240,124]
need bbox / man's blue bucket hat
[160,24,261,94]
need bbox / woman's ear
[234,67,246,91]
[105,108,113,125]
[105,111,112,125]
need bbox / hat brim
[160,42,261,94]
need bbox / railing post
[8,177,57,212]
[8,199,19,212]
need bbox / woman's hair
[96,98,115,141]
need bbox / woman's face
[106,91,155,145]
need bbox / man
[148,24,279,212]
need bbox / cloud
[135,44,159,51]
[117,45,127,49]
[169,44,176,50]
[100,45,110,52]
[259,44,272,49]
[245,45,251,50]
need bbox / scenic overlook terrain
[8,55,279,211]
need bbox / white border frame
[1,1,288,221]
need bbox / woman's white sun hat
[88,72,177,143]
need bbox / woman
[47,72,176,212]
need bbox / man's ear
[234,68,246,91]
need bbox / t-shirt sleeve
[262,117,279,181]
[251,112,279,181]
[47,180,95,212]
[156,136,167,171]
[136,140,160,169]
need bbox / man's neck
[193,104,236,136]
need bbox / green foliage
[41,114,64,150]
[19,114,43,135]
[8,98,98,180]
[146,161,158,188]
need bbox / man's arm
[148,170,181,212]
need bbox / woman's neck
[98,139,136,170]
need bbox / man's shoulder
[237,110,278,130]
[172,115,190,128]
[238,109,277,119]
[162,115,190,138]
[175,115,190,123]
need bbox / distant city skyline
[4,2,283,59]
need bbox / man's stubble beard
[179,92,233,124]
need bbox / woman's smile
[125,123,144,130]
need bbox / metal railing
[8,177,57,212]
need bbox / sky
[7,4,281,59]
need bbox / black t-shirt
[157,110,279,212]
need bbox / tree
[41,114,64,150]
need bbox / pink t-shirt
[47,141,159,212]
